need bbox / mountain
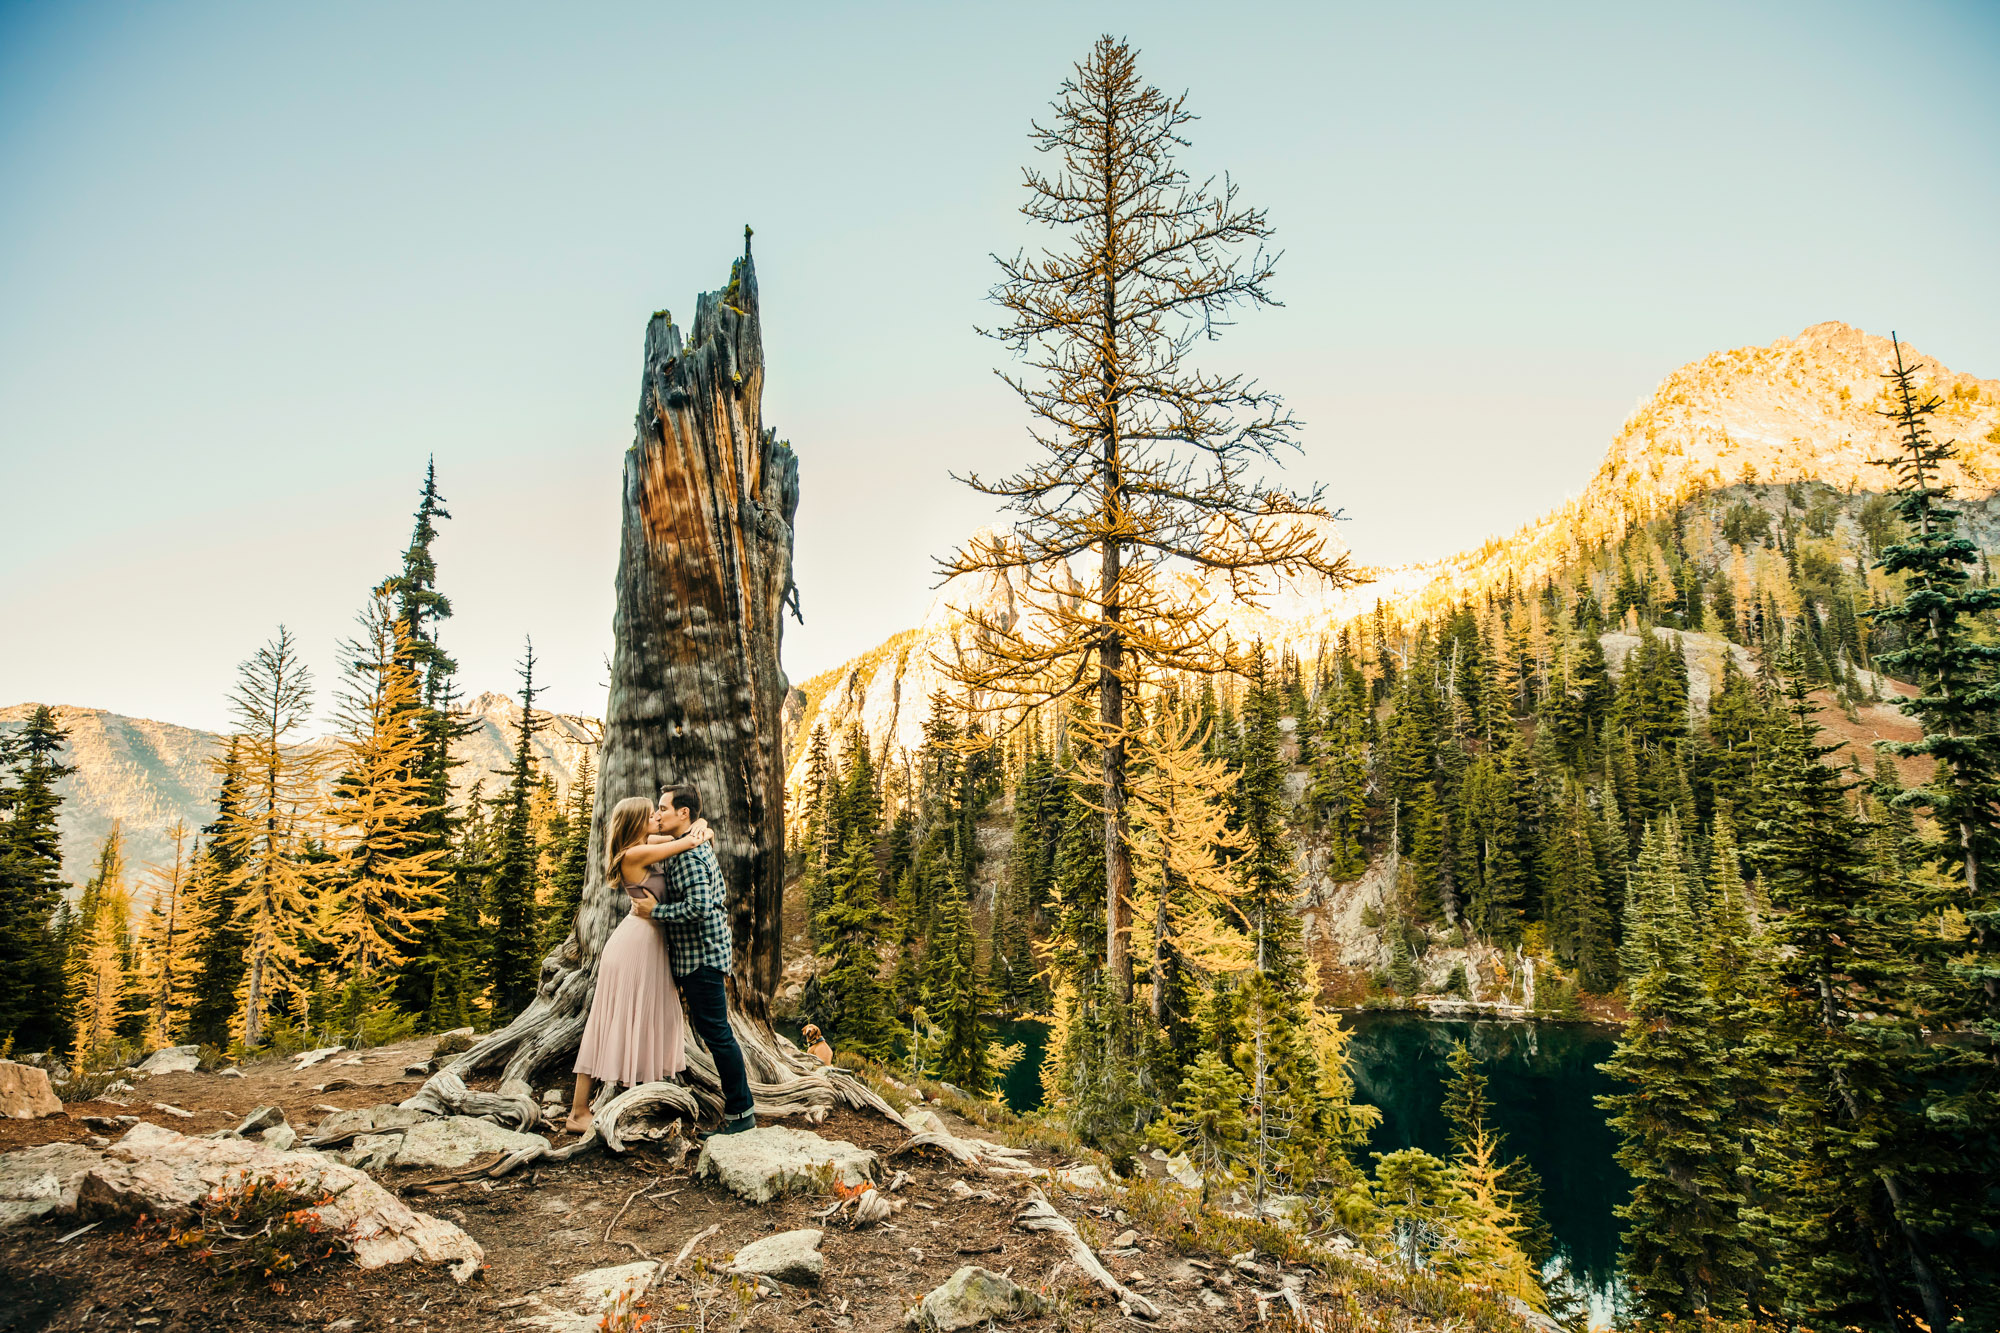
[0,693,602,896]
[782,322,2000,783]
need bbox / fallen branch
[1016,1188,1159,1320]
[674,1223,721,1268]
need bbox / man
[629,782,756,1134]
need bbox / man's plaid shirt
[648,841,733,977]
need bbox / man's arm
[649,849,721,923]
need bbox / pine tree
[1602,820,1757,1322]
[134,821,205,1046]
[1744,665,1953,1330]
[218,628,328,1049]
[811,840,900,1061]
[0,705,75,1051]
[485,641,545,1022]
[183,739,249,1047]
[325,599,449,996]
[67,826,133,1064]
[942,36,1349,1004]
[1167,1049,1251,1204]
[924,870,996,1091]
[543,750,594,950]
[1867,337,2000,1022]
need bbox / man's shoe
[716,1111,757,1135]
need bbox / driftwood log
[405,233,900,1135]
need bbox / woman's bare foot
[564,1111,593,1137]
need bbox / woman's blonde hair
[603,796,656,883]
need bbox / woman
[566,796,710,1136]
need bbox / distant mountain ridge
[782,322,2000,784]
[0,693,602,895]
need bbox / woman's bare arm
[620,819,712,875]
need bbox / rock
[1162,1152,1202,1191]
[292,1046,345,1070]
[1109,1228,1140,1248]
[311,1103,426,1146]
[403,1060,433,1078]
[335,1134,402,1172]
[217,1067,243,1079]
[430,1030,475,1059]
[696,1126,875,1204]
[150,1102,193,1119]
[731,1228,823,1286]
[135,1045,200,1076]
[907,1266,1043,1330]
[74,1122,483,1280]
[326,1320,359,1332]
[103,1079,133,1097]
[1054,1164,1111,1191]
[83,1135,110,1148]
[0,1061,64,1119]
[0,1141,103,1227]
[514,1261,659,1333]
[259,1124,298,1152]
[1507,1296,1568,1333]
[235,1105,287,1136]
[392,1116,547,1170]
[315,1078,359,1093]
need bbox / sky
[3,0,1997,735]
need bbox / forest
[1,34,1996,1333]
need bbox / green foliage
[0,705,75,1051]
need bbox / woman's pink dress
[574,867,687,1086]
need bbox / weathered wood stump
[406,233,901,1135]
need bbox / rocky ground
[0,1036,1535,1333]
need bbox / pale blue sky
[3,1,1996,733]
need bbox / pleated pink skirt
[574,914,687,1086]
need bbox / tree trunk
[407,235,898,1134]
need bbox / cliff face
[780,322,2000,793]
[0,694,602,898]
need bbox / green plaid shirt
[649,842,733,976]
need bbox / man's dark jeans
[676,965,754,1120]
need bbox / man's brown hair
[660,782,702,821]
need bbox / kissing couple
[564,782,757,1139]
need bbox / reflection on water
[1343,1011,1630,1310]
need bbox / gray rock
[335,1134,401,1172]
[402,1060,433,1078]
[907,1266,1043,1330]
[1162,1152,1202,1191]
[312,1103,426,1146]
[235,1105,287,1136]
[135,1045,200,1076]
[0,1060,64,1120]
[217,1067,244,1079]
[1054,1164,1111,1191]
[259,1124,298,1152]
[0,1140,103,1227]
[731,1228,823,1286]
[695,1126,875,1204]
[391,1116,548,1170]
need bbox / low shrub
[141,1174,358,1294]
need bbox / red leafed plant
[138,1173,359,1294]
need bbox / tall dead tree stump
[408,235,898,1134]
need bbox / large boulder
[731,1228,824,1286]
[908,1266,1044,1330]
[135,1045,200,1076]
[74,1122,483,1280]
[696,1127,875,1204]
[391,1116,547,1170]
[0,1061,63,1119]
[0,1141,103,1227]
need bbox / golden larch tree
[216,626,326,1049]
[324,599,448,983]
[942,36,1354,1001]
[134,819,206,1045]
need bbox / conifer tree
[1602,820,1756,1322]
[68,826,133,1063]
[184,739,249,1047]
[325,599,449,994]
[812,840,900,1061]
[485,641,544,1022]
[924,869,998,1090]
[217,628,326,1050]
[134,821,205,1046]
[942,36,1349,1003]
[1167,1049,1251,1204]
[1745,664,1952,1330]
[543,749,594,950]
[0,705,74,1051]
[1866,337,2000,1019]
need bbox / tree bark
[406,235,898,1134]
